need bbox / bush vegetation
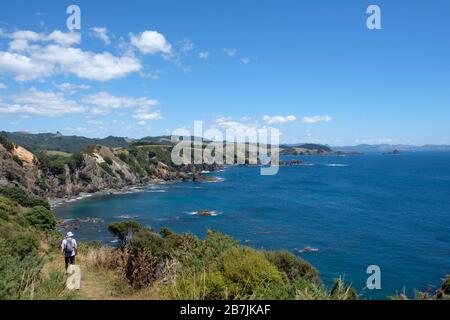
[0,190,80,300]
[103,156,113,165]
[99,162,115,177]
[12,155,23,166]
[102,221,358,300]
[0,134,15,152]
[79,172,92,184]
[0,187,50,209]
[25,206,57,231]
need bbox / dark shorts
[65,255,75,269]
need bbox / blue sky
[0,0,449,145]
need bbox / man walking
[61,231,77,270]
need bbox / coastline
[49,172,226,209]
[49,179,177,209]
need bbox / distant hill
[138,135,174,145]
[5,131,448,155]
[2,131,133,153]
[279,143,333,155]
[333,144,450,153]
[2,132,217,153]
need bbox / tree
[108,221,143,242]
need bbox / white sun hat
[66,232,74,238]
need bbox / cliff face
[0,144,42,192]
[0,142,219,199]
[44,146,143,198]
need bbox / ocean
[54,152,450,299]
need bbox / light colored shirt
[61,238,77,257]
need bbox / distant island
[333,144,450,153]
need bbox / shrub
[0,134,14,152]
[118,153,129,163]
[57,173,67,184]
[128,147,138,158]
[12,234,39,259]
[25,206,56,231]
[0,187,50,209]
[48,161,66,176]
[67,153,84,172]
[122,247,158,289]
[0,196,19,221]
[12,155,23,166]
[167,270,228,300]
[129,229,165,255]
[166,246,289,300]
[4,171,25,186]
[0,238,42,300]
[264,250,319,283]
[84,144,98,155]
[79,172,92,184]
[145,166,156,176]
[103,156,113,165]
[219,247,286,298]
[99,162,115,177]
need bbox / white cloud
[6,30,81,49]
[224,48,237,57]
[263,115,296,125]
[133,111,162,121]
[90,27,111,45]
[54,82,90,94]
[130,30,172,54]
[214,116,259,140]
[198,51,209,60]
[46,30,81,46]
[139,70,161,79]
[212,116,282,143]
[0,28,141,82]
[178,38,194,53]
[301,115,333,124]
[0,44,141,82]
[0,51,53,81]
[0,88,85,116]
[33,45,141,81]
[83,92,158,115]
[8,39,29,52]
[0,83,6,89]
[240,57,251,64]
[161,39,193,72]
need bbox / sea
[54,152,450,299]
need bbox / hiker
[61,231,77,270]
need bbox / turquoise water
[55,153,450,299]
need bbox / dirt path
[42,250,127,300]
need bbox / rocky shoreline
[50,172,224,209]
